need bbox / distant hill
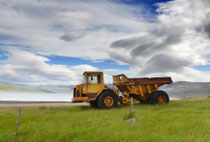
[0,82,74,93]
[0,81,210,99]
[160,81,210,99]
[16,84,74,93]
[0,82,30,92]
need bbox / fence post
[131,97,134,112]
[15,108,21,137]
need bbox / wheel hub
[104,96,114,106]
[158,96,166,104]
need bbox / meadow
[0,98,209,142]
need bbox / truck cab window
[88,74,100,84]
[82,75,86,84]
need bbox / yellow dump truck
[73,71,172,109]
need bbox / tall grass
[0,98,209,142]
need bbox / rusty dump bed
[113,74,172,100]
[113,74,172,85]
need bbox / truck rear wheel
[151,90,169,104]
[97,90,118,109]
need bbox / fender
[95,88,119,100]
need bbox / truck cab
[72,71,119,109]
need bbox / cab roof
[83,71,103,75]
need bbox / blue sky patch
[46,55,129,70]
[0,50,8,61]
[112,0,172,15]
[194,65,210,71]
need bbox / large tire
[151,90,169,104]
[96,90,119,109]
[89,101,97,107]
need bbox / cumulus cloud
[0,0,150,60]
[0,0,210,84]
[109,0,210,81]
[0,47,100,85]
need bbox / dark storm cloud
[111,25,183,57]
[204,22,210,38]
[140,54,192,74]
[130,32,182,57]
[109,51,140,65]
[196,12,210,38]
[130,42,157,56]
[60,33,84,42]
[109,23,190,75]
[110,36,140,48]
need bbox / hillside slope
[0,82,74,93]
[161,81,210,99]
[13,84,74,93]
[0,82,29,92]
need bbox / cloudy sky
[0,0,210,85]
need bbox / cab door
[87,73,103,98]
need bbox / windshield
[88,74,100,84]
[82,74,86,84]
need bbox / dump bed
[113,74,172,102]
[113,74,172,85]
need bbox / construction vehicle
[72,71,172,109]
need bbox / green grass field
[0,98,209,142]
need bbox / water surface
[0,91,72,102]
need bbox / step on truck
[72,71,172,109]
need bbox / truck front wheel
[97,90,118,109]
